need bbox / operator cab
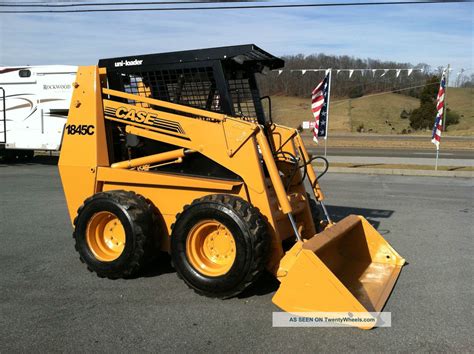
[98,45,283,180]
[99,44,284,126]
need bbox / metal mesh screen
[228,78,257,120]
[109,65,264,123]
[117,67,222,112]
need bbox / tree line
[256,53,465,131]
[257,53,437,99]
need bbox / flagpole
[324,68,332,158]
[324,136,327,157]
[436,64,449,170]
[442,64,450,132]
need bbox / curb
[327,167,473,178]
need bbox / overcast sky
[0,1,472,76]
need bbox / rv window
[19,69,31,78]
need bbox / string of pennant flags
[296,64,455,169]
[274,68,426,78]
[273,67,464,78]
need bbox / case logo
[104,106,185,135]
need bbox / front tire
[171,194,270,298]
[73,190,157,279]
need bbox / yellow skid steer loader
[59,45,405,329]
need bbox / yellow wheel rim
[86,211,126,262]
[186,220,236,277]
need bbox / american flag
[311,73,330,143]
[431,70,446,149]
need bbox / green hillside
[443,88,474,135]
[269,88,473,136]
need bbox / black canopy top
[98,44,284,71]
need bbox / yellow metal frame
[59,66,325,272]
[59,67,311,270]
[59,66,405,327]
[111,149,187,169]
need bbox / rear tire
[171,194,270,298]
[73,190,158,279]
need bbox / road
[1,164,472,352]
[307,147,473,160]
[304,133,473,142]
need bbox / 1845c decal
[65,124,95,136]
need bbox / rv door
[35,71,75,150]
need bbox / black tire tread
[73,190,156,279]
[172,194,269,298]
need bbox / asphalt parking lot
[1,161,472,352]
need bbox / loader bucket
[272,215,405,329]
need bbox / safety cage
[97,45,284,179]
[99,44,284,124]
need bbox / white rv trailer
[0,65,77,160]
